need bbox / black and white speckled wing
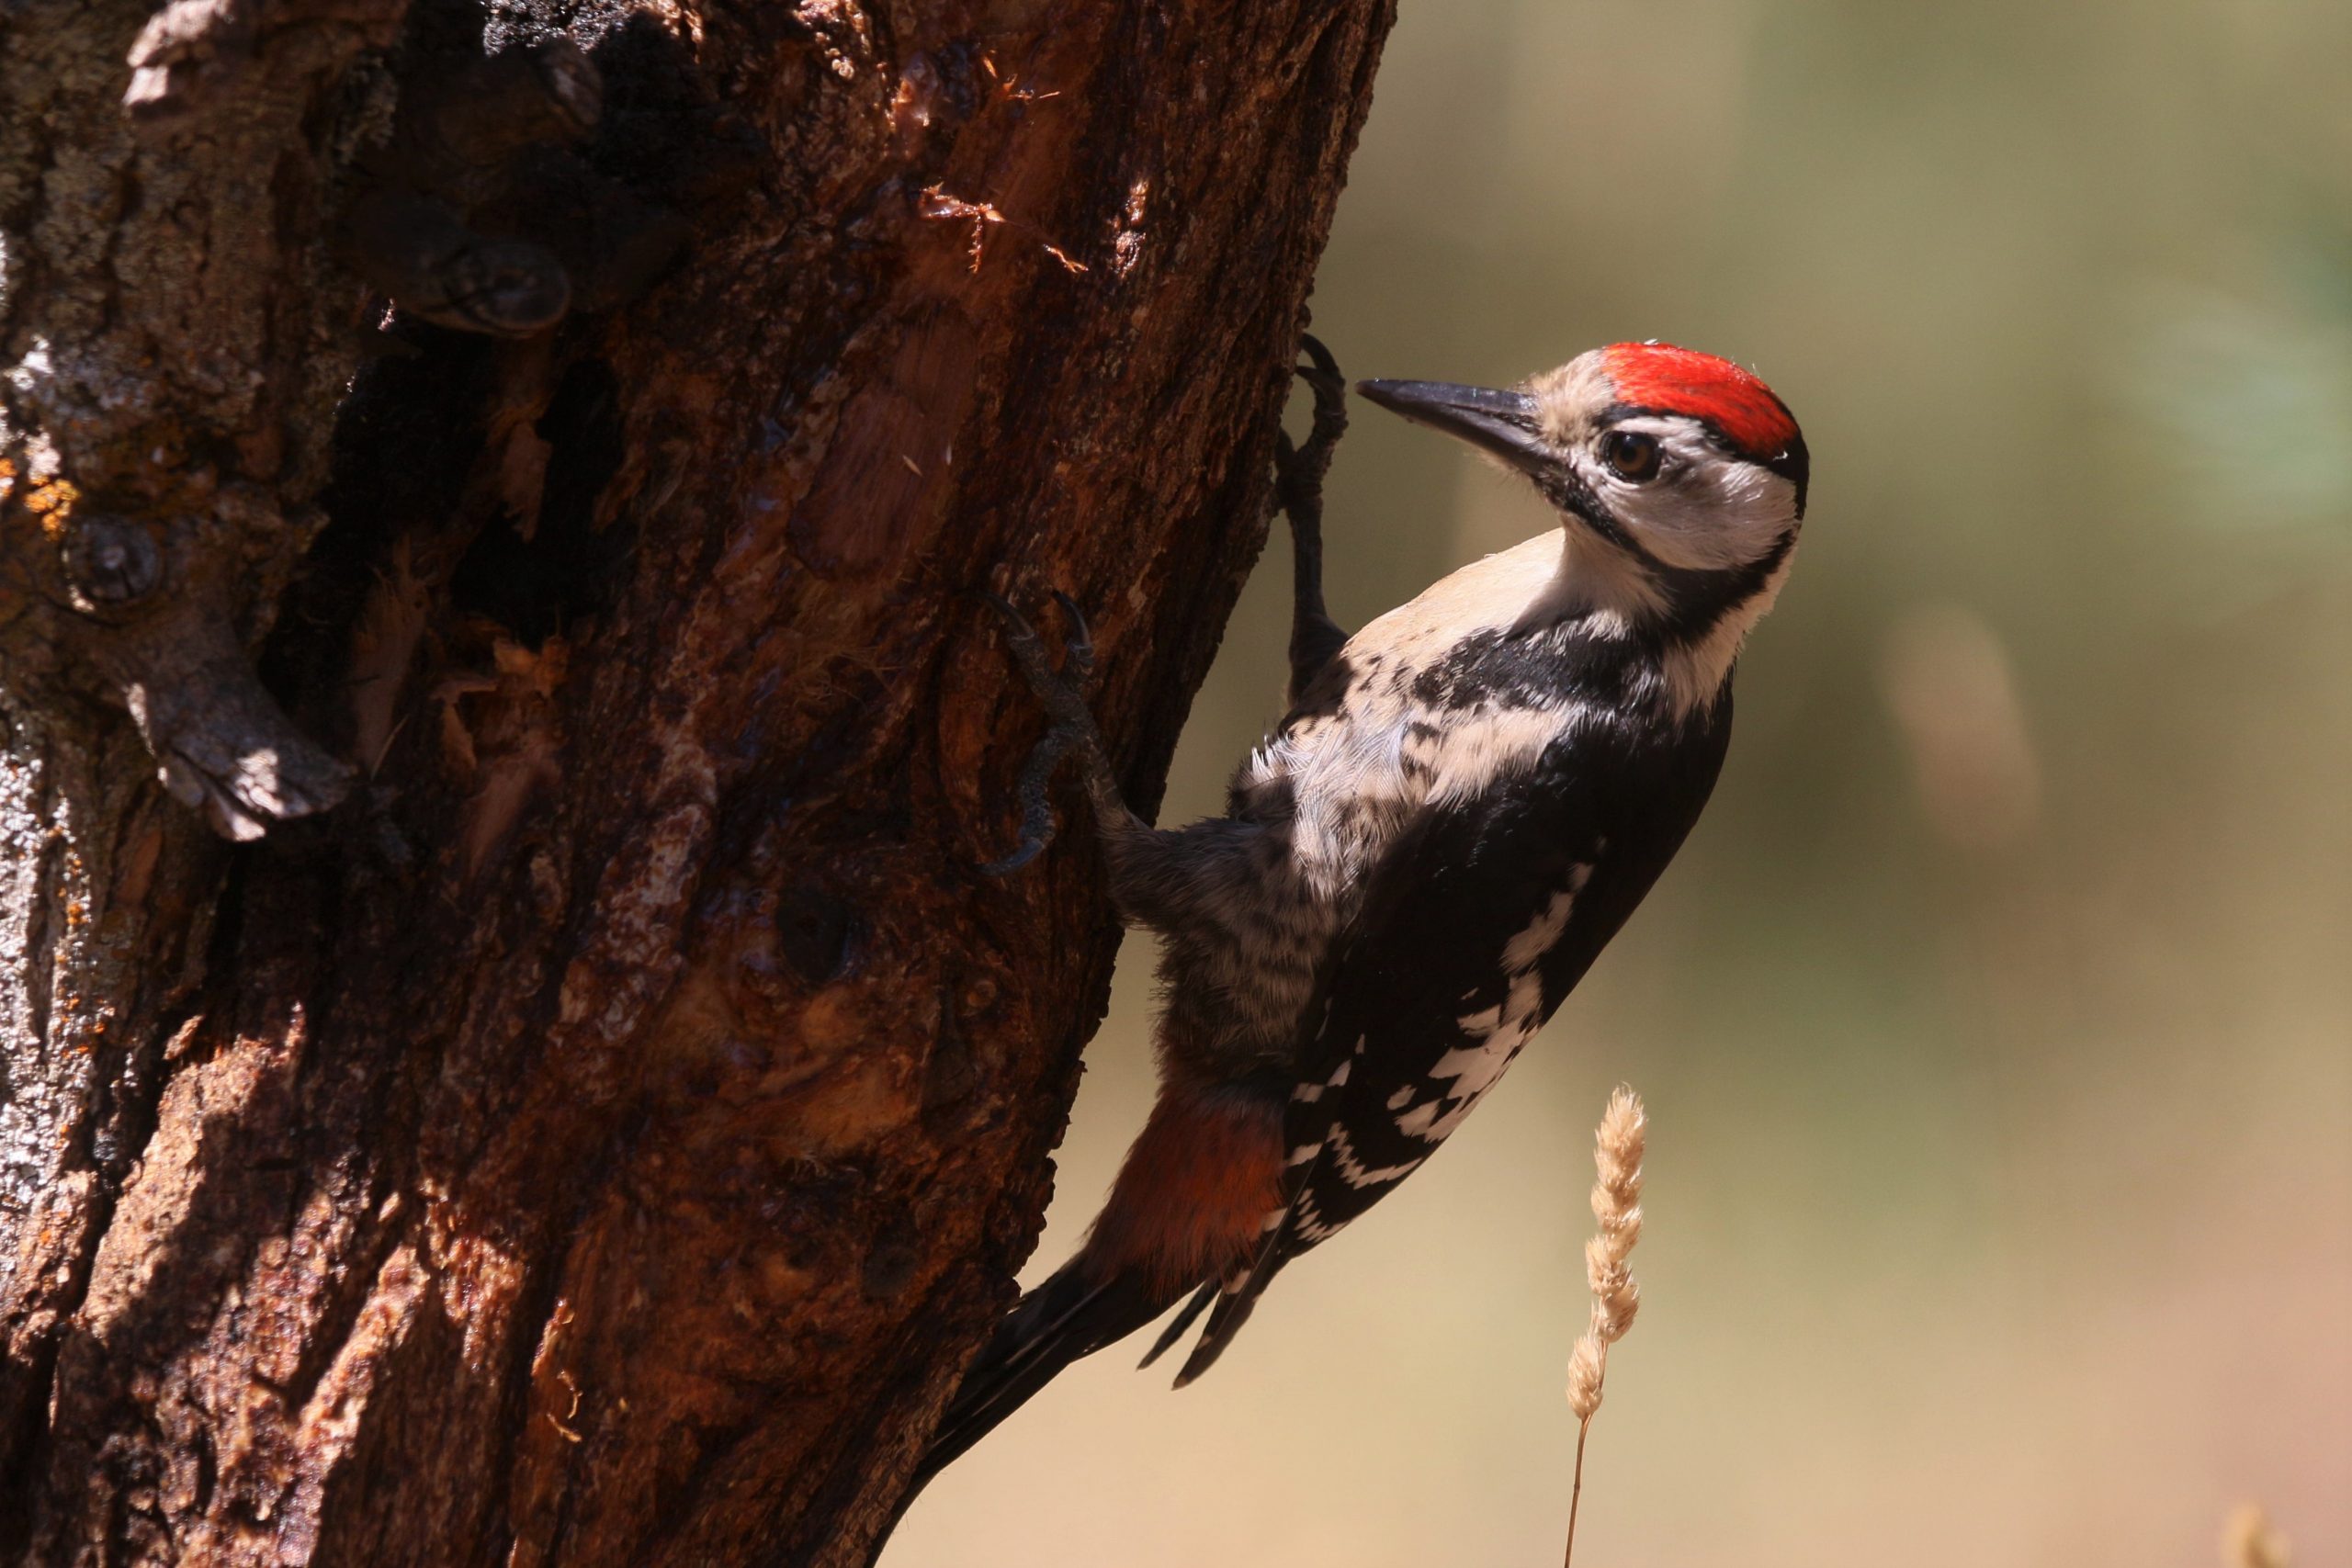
[1173,707,1732,1384]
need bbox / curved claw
[978,588,1104,874]
[1049,590,1094,682]
[979,831,1049,878]
[980,703,1075,876]
[979,811,1059,878]
[1275,333,1349,519]
[1295,332,1343,393]
[1293,338,1348,426]
[979,591,1057,686]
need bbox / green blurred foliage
[896,3,2350,1562]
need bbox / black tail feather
[1136,1280,1219,1370]
[1170,1281,1263,1388]
[883,1232,1285,1553]
[1171,1152,1320,1388]
[899,1262,1171,1507]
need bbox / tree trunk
[0,0,1394,1561]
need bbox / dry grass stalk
[1564,1086,1645,1568]
[2225,1505,2290,1568]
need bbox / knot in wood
[64,517,164,607]
[445,238,572,336]
[534,41,604,138]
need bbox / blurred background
[895,1,2351,1562]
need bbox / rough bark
[0,0,1395,1562]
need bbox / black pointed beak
[1355,379,1552,475]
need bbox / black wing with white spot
[1174,708,1731,1383]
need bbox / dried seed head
[1566,1332,1606,1421]
[1593,1087,1645,1208]
[1584,1234,1640,1342]
[1566,1086,1649,1423]
[2225,1506,2290,1568]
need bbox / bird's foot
[1277,334,1351,694]
[1275,333,1348,522]
[980,590,1107,875]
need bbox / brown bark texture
[0,0,1395,1562]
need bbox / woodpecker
[922,338,1808,1494]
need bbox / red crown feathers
[1602,343,1799,461]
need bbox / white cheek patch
[1574,417,1799,575]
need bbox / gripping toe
[978,589,1108,873]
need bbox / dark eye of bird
[1600,430,1662,482]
